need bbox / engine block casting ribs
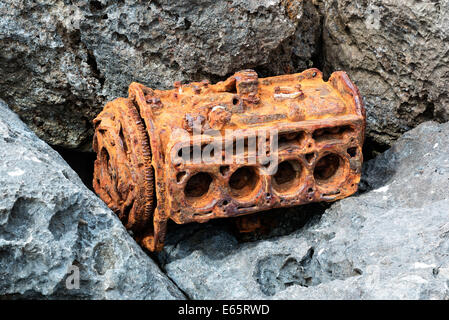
[93,68,366,251]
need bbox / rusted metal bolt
[193,85,201,94]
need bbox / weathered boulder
[0,0,321,150]
[158,120,449,299]
[322,0,449,146]
[0,99,185,299]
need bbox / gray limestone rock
[158,121,449,299]
[0,99,185,299]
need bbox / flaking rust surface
[93,68,366,251]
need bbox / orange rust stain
[92,68,366,251]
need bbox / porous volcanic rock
[322,0,449,146]
[0,0,321,149]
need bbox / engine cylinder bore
[272,159,303,194]
[313,153,345,186]
[229,166,260,201]
[184,172,213,205]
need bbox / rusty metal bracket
[92,68,366,251]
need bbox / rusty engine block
[92,68,365,251]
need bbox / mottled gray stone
[0,99,185,299]
[2,0,448,151]
[0,0,320,149]
[158,121,449,299]
[322,0,449,146]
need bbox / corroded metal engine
[92,68,365,251]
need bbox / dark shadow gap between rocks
[52,146,96,191]
[362,136,389,161]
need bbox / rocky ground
[1,96,449,299]
[157,120,449,299]
[1,0,449,299]
[0,99,184,299]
